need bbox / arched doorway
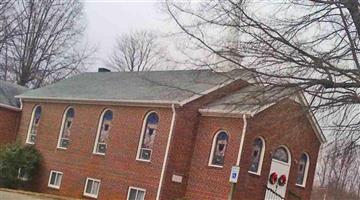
[265,146,291,199]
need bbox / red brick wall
[185,116,244,199]
[0,107,20,145]
[160,80,248,200]
[185,99,321,200]
[17,101,173,199]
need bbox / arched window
[249,137,265,174]
[273,147,289,163]
[209,131,229,167]
[137,112,159,161]
[296,153,310,187]
[93,109,113,154]
[57,107,75,149]
[26,105,42,144]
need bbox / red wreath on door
[278,175,287,186]
[269,172,278,185]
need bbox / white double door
[265,159,290,199]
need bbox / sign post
[228,166,240,200]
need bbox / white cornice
[199,108,250,118]
[0,103,21,111]
[17,96,181,108]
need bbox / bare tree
[108,30,166,72]
[0,0,93,88]
[165,0,360,134]
[0,0,24,81]
[314,136,360,199]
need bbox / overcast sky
[83,0,172,71]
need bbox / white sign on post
[229,166,240,183]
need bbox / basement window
[17,168,29,181]
[93,109,113,155]
[26,105,42,144]
[57,107,75,149]
[127,187,146,200]
[209,131,229,167]
[48,170,63,189]
[84,178,101,199]
[136,112,159,161]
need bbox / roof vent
[98,68,111,72]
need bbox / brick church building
[1,69,325,199]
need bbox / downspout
[19,97,23,110]
[229,114,248,200]
[236,114,248,165]
[156,103,177,200]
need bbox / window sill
[25,142,35,145]
[248,171,261,176]
[48,185,60,190]
[295,184,306,188]
[56,147,68,150]
[92,152,106,156]
[208,164,224,169]
[18,177,29,181]
[136,158,151,163]
[83,193,98,199]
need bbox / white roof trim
[0,103,21,111]
[199,108,249,118]
[199,101,277,118]
[296,93,327,144]
[17,96,181,108]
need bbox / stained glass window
[58,107,74,148]
[210,131,229,166]
[94,110,113,154]
[273,147,289,163]
[296,153,309,186]
[249,138,264,173]
[27,105,42,144]
[138,112,159,161]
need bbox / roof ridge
[84,69,216,74]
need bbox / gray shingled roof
[201,85,295,115]
[0,80,28,108]
[18,69,252,104]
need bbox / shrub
[0,143,41,188]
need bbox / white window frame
[296,153,310,188]
[136,111,159,162]
[83,177,101,199]
[47,170,63,189]
[26,105,41,144]
[127,186,146,200]
[93,109,112,155]
[57,106,74,149]
[248,137,266,176]
[208,130,229,168]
